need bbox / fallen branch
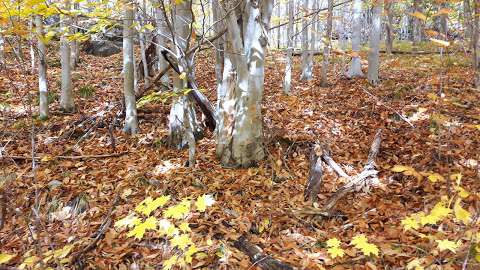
[234,235,294,270]
[322,129,382,213]
[72,195,119,270]
[2,151,128,161]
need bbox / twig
[3,151,129,161]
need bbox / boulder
[83,40,122,57]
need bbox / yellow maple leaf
[164,199,191,219]
[135,195,170,216]
[53,244,75,259]
[179,222,191,233]
[185,244,198,263]
[115,213,141,229]
[401,216,420,231]
[0,253,15,264]
[327,246,345,259]
[406,258,424,270]
[326,238,342,248]
[351,235,379,256]
[127,216,157,239]
[455,186,470,198]
[162,255,178,270]
[391,165,414,173]
[454,199,471,225]
[427,173,444,183]
[195,194,215,212]
[170,234,192,250]
[436,239,460,253]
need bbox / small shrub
[78,85,95,98]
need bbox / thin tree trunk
[412,0,422,53]
[283,0,294,94]
[321,0,333,87]
[155,6,169,84]
[440,2,448,39]
[29,19,35,74]
[123,1,139,134]
[346,0,364,78]
[300,0,313,81]
[70,2,80,69]
[474,0,480,89]
[464,0,473,48]
[35,15,48,120]
[60,0,75,113]
[368,0,382,85]
[168,0,202,149]
[384,1,393,54]
[0,34,4,67]
[212,0,225,86]
[139,0,150,87]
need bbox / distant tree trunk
[138,0,150,87]
[212,0,224,86]
[0,34,4,67]
[168,0,202,149]
[368,0,382,85]
[346,0,364,78]
[70,2,80,69]
[339,7,347,50]
[276,3,281,49]
[35,15,48,120]
[384,1,393,54]
[474,0,480,88]
[155,6,169,84]
[123,1,139,134]
[440,2,448,38]
[29,19,36,74]
[412,0,422,53]
[216,0,273,167]
[321,0,333,87]
[464,0,473,48]
[60,0,75,113]
[283,0,294,94]
[300,0,313,81]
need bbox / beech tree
[60,0,75,113]
[35,15,49,120]
[300,0,313,81]
[346,0,364,78]
[321,0,333,87]
[122,1,139,134]
[216,0,273,167]
[283,0,294,94]
[367,0,382,85]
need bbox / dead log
[322,129,382,212]
[304,145,323,202]
[136,42,157,80]
[234,235,294,270]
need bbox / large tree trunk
[123,1,139,134]
[367,0,382,85]
[60,0,75,113]
[300,0,313,81]
[36,15,49,120]
[168,0,202,149]
[321,0,333,87]
[216,0,273,167]
[283,0,294,94]
[384,1,393,54]
[346,0,364,78]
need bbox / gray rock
[83,40,122,57]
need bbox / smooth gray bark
[168,0,202,149]
[283,0,294,94]
[367,0,382,85]
[122,2,139,134]
[346,0,364,78]
[216,0,273,167]
[70,2,80,69]
[321,0,333,87]
[300,0,313,81]
[36,16,49,120]
[384,1,393,54]
[412,0,422,53]
[464,0,473,48]
[60,0,75,112]
[138,0,150,87]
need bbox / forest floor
[1,47,480,269]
